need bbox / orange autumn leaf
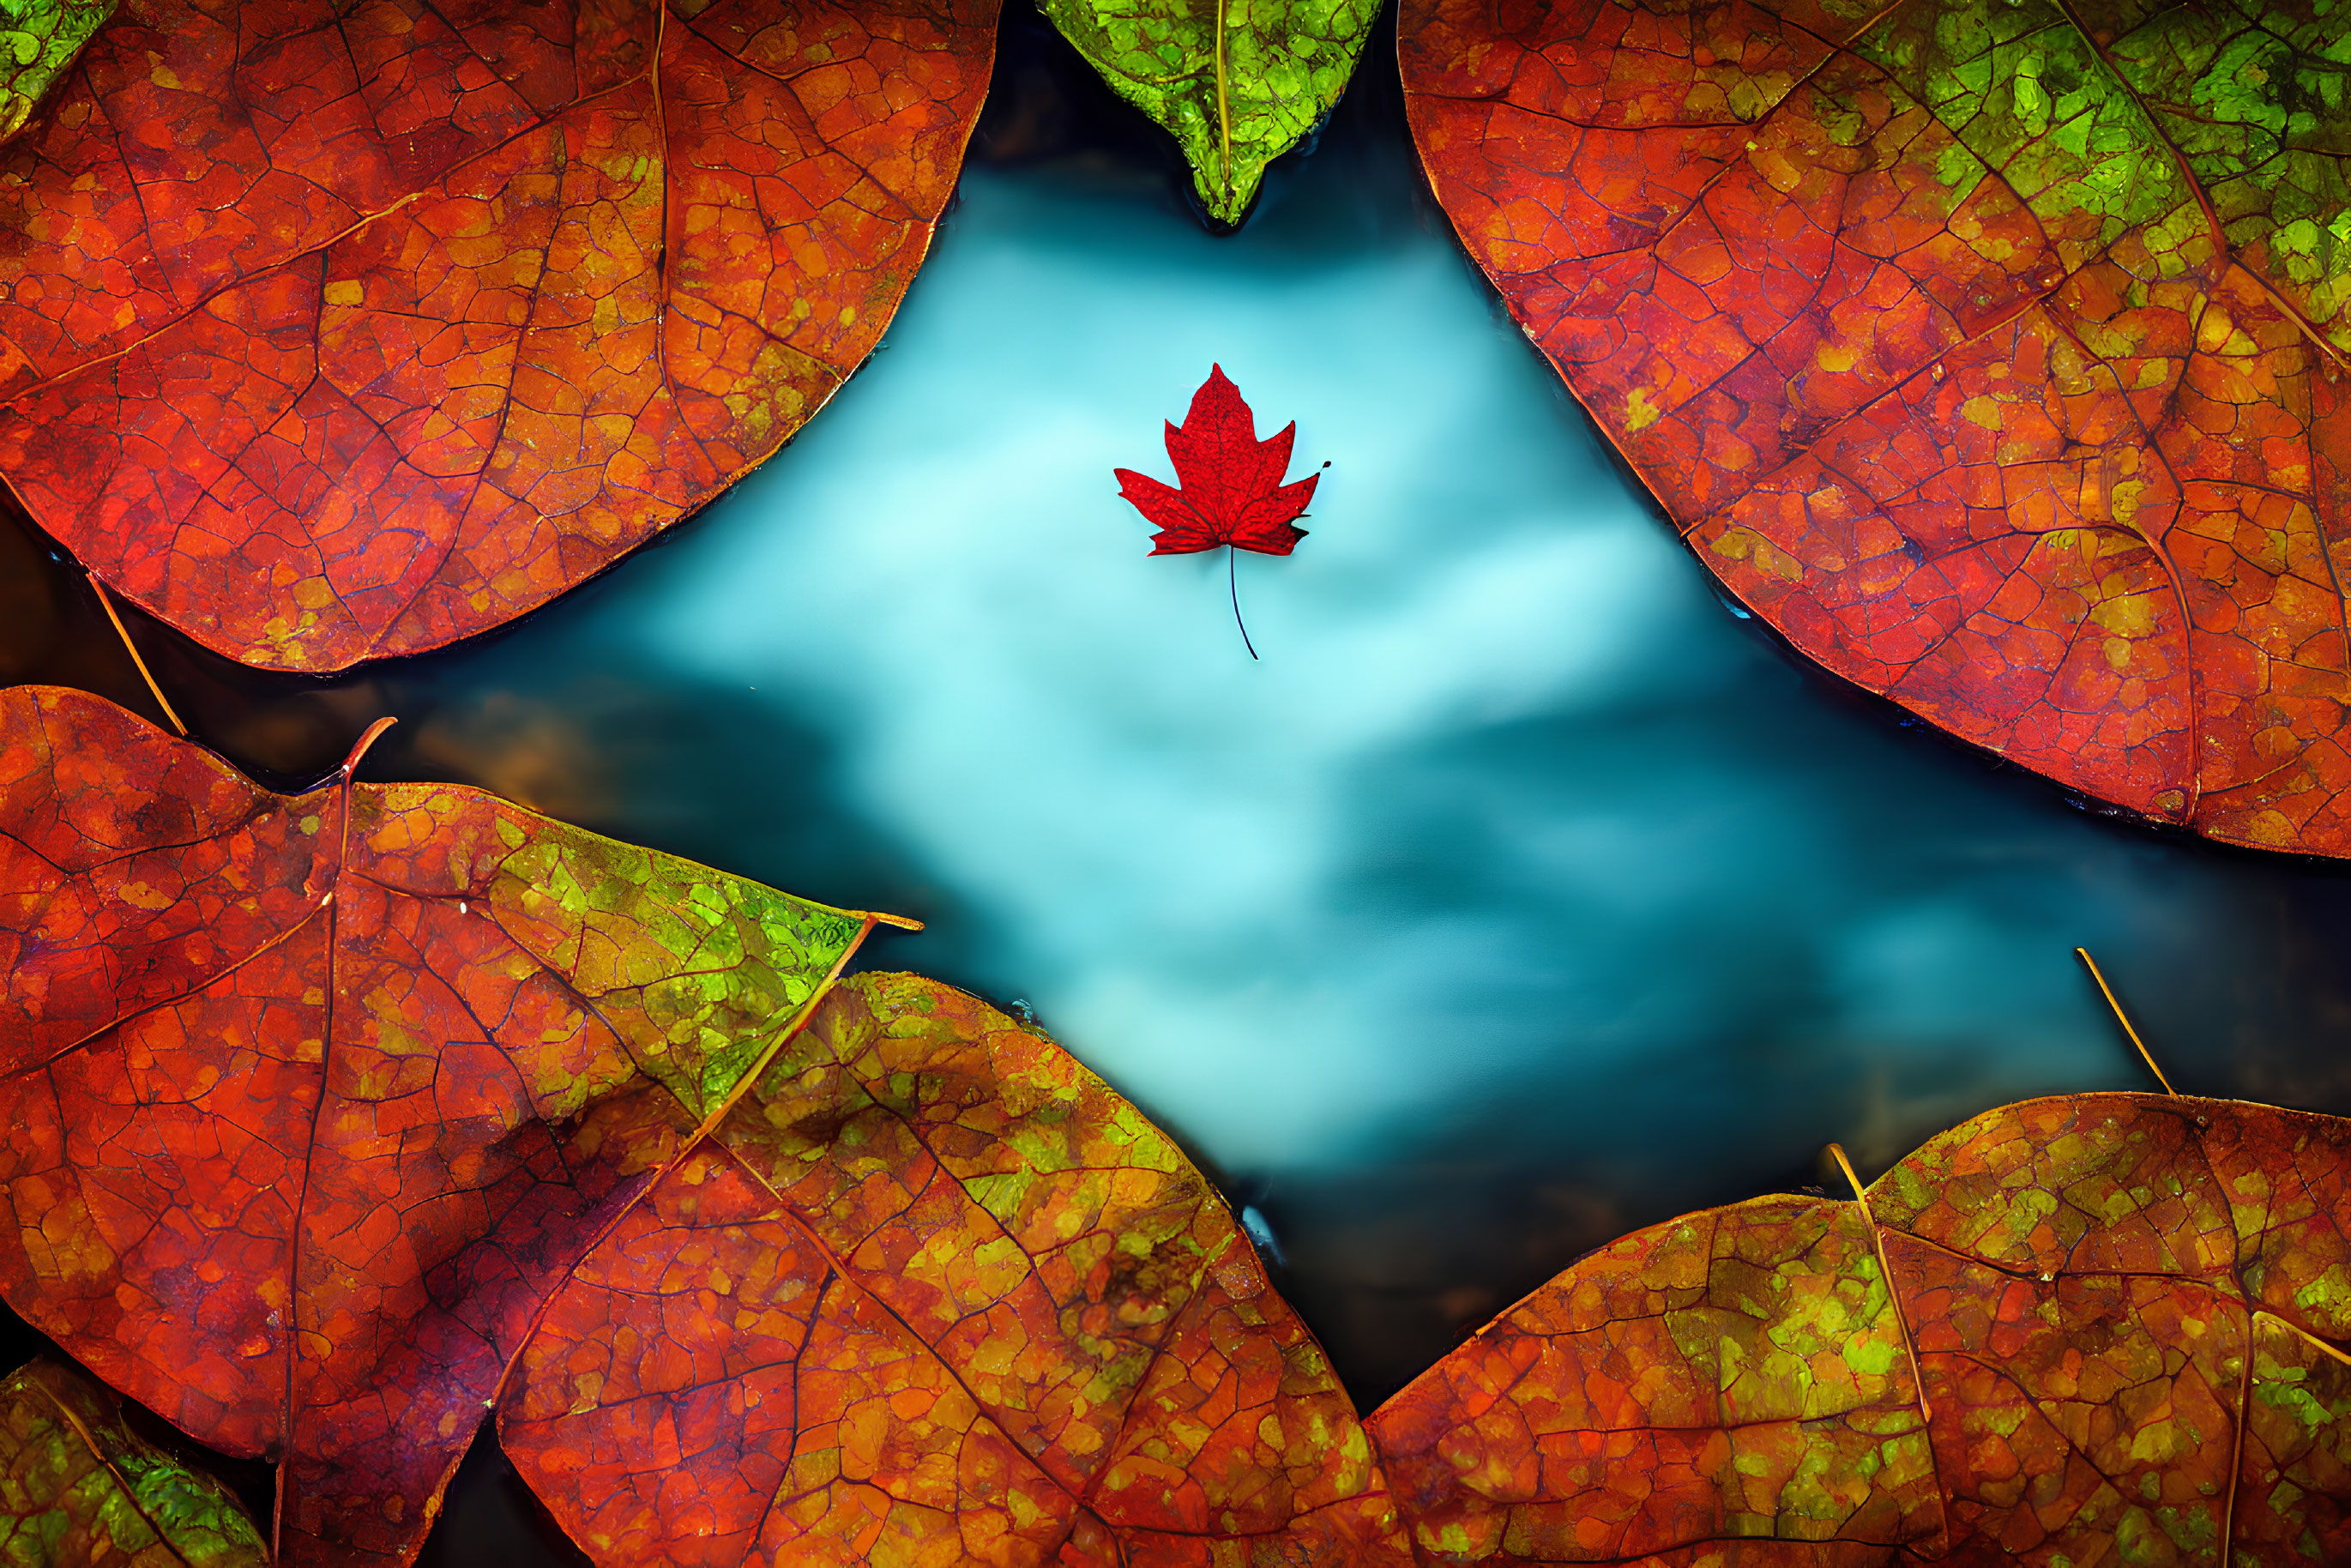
[0,684,897,1566]
[497,970,1409,1568]
[0,0,996,673]
[1398,0,2351,856]
[27,700,2351,1566]
[494,1064,2351,1563]
[1368,1091,2351,1565]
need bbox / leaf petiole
[1229,546,1257,660]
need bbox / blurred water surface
[364,36,2351,1393]
[9,8,2351,1438]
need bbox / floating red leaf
[1115,365,1322,657]
[0,0,998,673]
[1115,365,1318,558]
[1399,0,2351,856]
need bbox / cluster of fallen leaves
[12,683,2351,1567]
[0,0,2342,859]
[4,0,2351,1562]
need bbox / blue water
[330,120,2351,1386]
[24,36,2346,1406]
[622,159,2196,1169]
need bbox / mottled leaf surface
[1114,364,1318,556]
[1,1357,267,1568]
[0,685,886,1565]
[1040,0,1378,224]
[1400,0,2351,855]
[0,0,997,673]
[1369,1091,2351,1565]
[499,970,1410,1568]
[0,0,111,144]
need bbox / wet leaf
[0,0,998,674]
[1115,364,1318,558]
[1115,363,1320,655]
[1400,0,2351,855]
[1,1356,267,1568]
[31,701,2351,1565]
[1367,1091,2351,1565]
[498,969,1411,1567]
[1040,0,1379,225]
[0,0,112,145]
[0,684,896,1565]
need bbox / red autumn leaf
[1367,1091,2351,1565]
[1398,0,2351,857]
[1115,364,1322,657]
[497,971,1411,1568]
[0,0,998,674]
[33,704,2351,1567]
[0,684,902,1566]
[1115,364,1318,558]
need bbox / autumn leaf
[490,1008,2351,1565]
[29,702,2351,1567]
[1039,0,1380,225]
[1,1356,268,1567]
[1399,0,2351,856]
[0,0,112,145]
[0,684,904,1566]
[1115,364,1322,656]
[498,971,1411,1568]
[1368,1091,2351,1565]
[0,0,998,675]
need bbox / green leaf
[0,0,112,145]
[1040,0,1380,224]
[2091,0,2351,353]
[0,1359,268,1568]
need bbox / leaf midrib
[1215,0,1231,206]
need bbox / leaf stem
[1228,547,1257,660]
[1212,0,1231,210]
[88,574,185,737]
[1827,1143,1934,1426]
[2074,947,2175,1095]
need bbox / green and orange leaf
[0,684,893,1565]
[499,971,1408,1568]
[1,1356,268,1567]
[0,0,112,146]
[1399,0,2351,855]
[1370,1091,2351,1565]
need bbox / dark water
[9,6,2351,1560]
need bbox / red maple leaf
[1114,365,1323,657]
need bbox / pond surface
[8,10,2351,1559]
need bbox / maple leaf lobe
[1115,365,1318,556]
